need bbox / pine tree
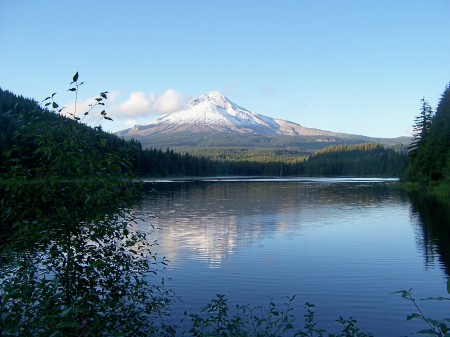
[408,98,434,155]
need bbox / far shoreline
[140,176,400,183]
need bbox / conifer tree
[408,98,433,155]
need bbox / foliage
[395,279,450,337]
[408,84,450,183]
[303,143,408,177]
[0,86,218,180]
[0,74,173,336]
[409,98,434,155]
[184,295,373,337]
[175,143,407,178]
[182,147,309,164]
[134,146,218,177]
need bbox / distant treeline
[0,88,408,178]
[200,143,407,177]
[304,143,408,177]
[179,147,308,164]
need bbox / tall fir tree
[408,97,434,155]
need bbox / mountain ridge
[116,91,410,150]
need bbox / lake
[136,178,450,336]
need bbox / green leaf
[60,307,74,317]
[73,72,79,82]
[104,116,113,121]
[52,102,59,109]
[393,289,412,299]
[56,321,80,328]
[407,313,421,321]
[2,312,10,322]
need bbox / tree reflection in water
[409,194,450,277]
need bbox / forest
[0,87,408,179]
[406,83,450,198]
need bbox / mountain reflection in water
[139,179,406,268]
[135,179,449,337]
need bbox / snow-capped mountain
[116,91,409,149]
[118,91,347,138]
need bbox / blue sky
[1,1,449,138]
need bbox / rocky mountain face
[117,91,410,150]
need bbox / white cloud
[60,90,120,123]
[61,97,102,122]
[152,89,186,115]
[118,92,152,117]
[125,119,138,126]
[114,89,188,119]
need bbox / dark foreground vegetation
[1,75,448,336]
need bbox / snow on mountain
[157,91,278,132]
[119,91,343,138]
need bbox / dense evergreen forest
[304,143,408,177]
[0,88,217,177]
[406,83,450,198]
[0,87,408,179]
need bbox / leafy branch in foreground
[395,279,450,336]
[42,71,111,125]
[184,294,373,337]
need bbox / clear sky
[1,0,449,138]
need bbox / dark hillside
[0,88,217,178]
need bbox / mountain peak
[119,91,355,139]
[202,91,226,100]
[188,91,230,109]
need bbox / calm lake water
[137,178,450,336]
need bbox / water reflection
[137,181,411,269]
[409,195,450,275]
[136,179,449,336]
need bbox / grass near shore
[399,180,450,202]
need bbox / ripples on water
[136,178,449,336]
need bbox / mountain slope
[117,91,410,150]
